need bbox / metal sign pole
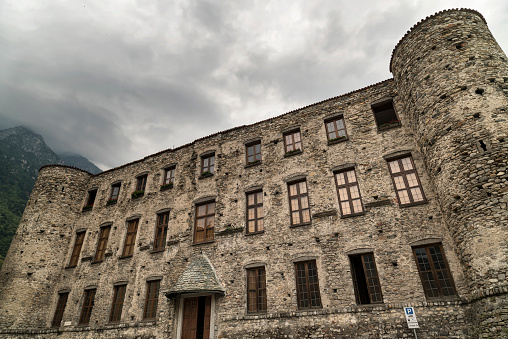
[413,328,418,339]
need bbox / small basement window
[371,100,400,129]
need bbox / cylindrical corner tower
[391,8,508,336]
[0,165,91,329]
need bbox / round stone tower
[0,165,91,329]
[391,8,508,335]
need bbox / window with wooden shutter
[247,267,267,313]
[413,244,456,299]
[109,284,126,322]
[121,219,139,257]
[93,225,111,262]
[79,289,96,325]
[246,191,263,233]
[194,201,215,243]
[295,260,321,309]
[154,212,169,250]
[51,292,69,328]
[288,180,311,226]
[143,280,160,320]
[68,231,85,267]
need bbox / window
[109,182,121,203]
[121,219,139,257]
[246,191,263,233]
[295,260,321,309]
[194,201,215,243]
[371,100,399,129]
[93,225,111,262]
[387,156,426,206]
[163,166,175,185]
[136,174,147,192]
[109,284,126,322]
[68,231,85,267]
[246,141,261,164]
[284,130,302,154]
[79,289,96,325]
[349,253,383,304]
[288,180,311,226]
[413,244,456,299]
[201,154,215,175]
[51,292,69,328]
[247,267,267,313]
[325,116,347,142]
[85,189,97,207]
[143,280,160,320]
[154,212,169,250]
[335,169,364,216]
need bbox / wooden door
[181,296,211,339]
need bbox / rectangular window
[246,191,263,233]
[154,212,169,250]
[79,289,96,325]
[51,292,69,328]
[371,100,399,129]
[93,225,111,262]
[295,260,321,309]
[201,154,215,175]
[136,174,147,192]
[68,231,86,267]
[85,189,97,207]
[143,280,160,320]
[284,130,302,153]
[349,253,383,304]
[388,156,426,206]
[325,116,347,142]
[122,219,139,257]
[109,183,121,201]
[335,169,364,216]
[163,167,175,184]
[109,284,126,323]
[413,244,456,299]
[247,267,267,313]
[246,141,262,164]
[194,201,215,243]
[288,180,311,225]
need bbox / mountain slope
[0,126,101,262]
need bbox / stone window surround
[200,150,216,176]
[153,210,170,252]
[120,217,141,258]
[93,223,113,263]
[324,113,348,144]
[134,172,149,192]
[244,138,262,166]
[161,164,177,186]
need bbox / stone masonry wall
[1,8,507,339]
[391,9,508,338]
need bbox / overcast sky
[1,1,507,170]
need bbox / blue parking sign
[405,307,414,315]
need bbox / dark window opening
[479,140,488,152]
[371,100,399,129]
[51,292,69,328]
[350,253,383,304]
[86,189,97,207]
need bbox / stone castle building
[1,8,507,339]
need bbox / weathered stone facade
[1,8,507,339]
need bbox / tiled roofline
[39,164,93,175]
[389,8,487,73]
[95,78,393,177]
